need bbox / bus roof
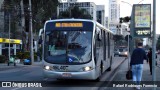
[44,19,114,34]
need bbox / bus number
[53,66,68,71]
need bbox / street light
[29,0,34,65]
[121,0,145,7]
[121,1,132,7]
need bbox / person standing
[130,42,148,89]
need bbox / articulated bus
[42,19,114,81]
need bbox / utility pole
[20,0,26,52]
[8,14,10,66]
[152,0,156,90]
[29,0,34,64]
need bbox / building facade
[105,17,109,29]
[109,0,120,34]
[96,5,105,25]
[57,1,97,21]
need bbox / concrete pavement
[100,58,160,90]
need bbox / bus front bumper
[43,69,97,80]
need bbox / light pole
[8,13,11,66]
[29,0,34,65]
[121,1,132,7]
[121,0,145,6]
[152,0,156,85]
[120,1,132,69]
[121,0,146,73]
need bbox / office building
[57,1,97,21]
[96,5,105,25]
[109,0,120,34]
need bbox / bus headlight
[44,66,52,70]
[83,66,93,71]
[124,52,128,55]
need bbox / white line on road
[11,87,23,90]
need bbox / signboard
[134,4,151,28]
[45,21,93,31]
[133,4,151,38]
[134,29,151,37]
[55,23,83,27]
[0,38,22,44]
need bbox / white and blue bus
[42,19,114,81]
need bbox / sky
[78,0,160,34]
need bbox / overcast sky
[78,0,160,34]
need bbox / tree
[1,0,59,51]
[2,0,22,39]
[119,16,131,23]
[31,0,59,33]
[59,6,92,19]
[113,35,124,43]
[113,35,127,47]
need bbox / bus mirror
[97,33,101,41]
[38,38,42,44]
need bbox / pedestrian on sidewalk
[130,42,148,89]
[147,48,157,75]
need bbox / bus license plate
[62,73,72,77]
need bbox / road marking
[97,58,127,90]
[11,87,23,90]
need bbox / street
[0,57,126,90]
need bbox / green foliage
[16,52,30,59]
[59,6,92,19]
[16,52,37,61]
[119,16,131,23]
[16,52,23,59]
[23,52,30,59]
[0,55,7,63]
[32,0,59,33]
[113,35,124,42]
[2,0,22,39]
[113,35,127,48]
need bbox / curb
[98,57,127,89]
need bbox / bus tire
[107,57,112,71]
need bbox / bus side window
[108,33,110,58]
[97,32,102,41]
[96,27,102,41]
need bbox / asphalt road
[0,57,126,90]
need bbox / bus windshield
[44,30,92,64]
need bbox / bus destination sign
[55,23,83,28]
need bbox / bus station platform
[101,56,160,90]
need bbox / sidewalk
[0,62,42,72]
[101,58,160,90]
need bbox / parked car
[23,58,31,65]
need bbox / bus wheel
[107,57,112,71]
